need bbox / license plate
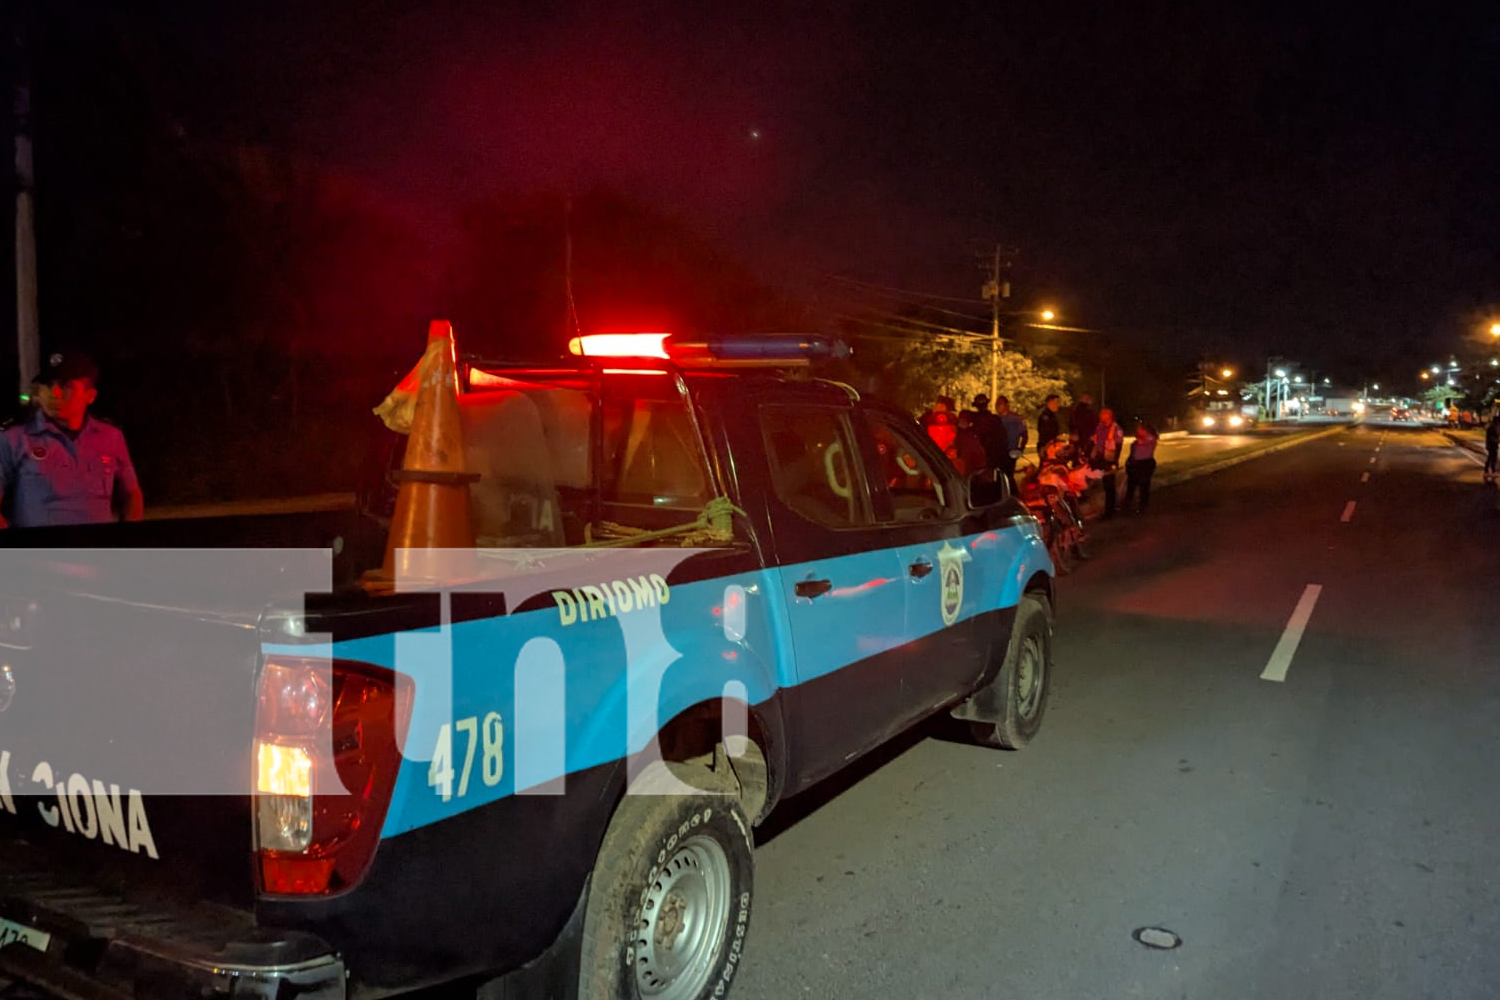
[0,917,50,952]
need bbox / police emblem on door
[937,542,967,626]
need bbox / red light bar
[567,333,671,359]
[561,332,851,366]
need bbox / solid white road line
[1341,501,1356,522]
[1360,471,1371,483]
[1261,584,1324,683]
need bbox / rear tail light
[254,657,413,896]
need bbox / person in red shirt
[926,401,987,477]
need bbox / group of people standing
[924,390,1161,518]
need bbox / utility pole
[14,4,41,399]
[980,244,1012,402]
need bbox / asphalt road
[1153,426,1310,466]
[732,423,1500,1000]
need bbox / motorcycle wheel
[1047,513,1073,575]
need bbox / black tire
[1047,515,1073,575]
[578,763,754,1000]
[969,594,1054,750]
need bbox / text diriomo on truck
[0,324,1057,1000]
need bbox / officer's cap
[39,351,99,387]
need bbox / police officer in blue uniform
[0,352,144,528]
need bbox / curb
[1442,431,1486,457]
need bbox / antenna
[564,196,581,339]
[14,6,41,397]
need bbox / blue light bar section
[701,334,851,361]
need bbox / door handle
[908,559,934,579]
[795,579,833,599]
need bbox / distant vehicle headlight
[1201,415,1216,428]
[1228,415,1245,427]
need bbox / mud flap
[477,876,591,1000]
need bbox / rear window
[601,398,711,508]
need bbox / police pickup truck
[0,331,1056,1000]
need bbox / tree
[820,320,1077,419]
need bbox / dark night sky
[35,0,1500,380]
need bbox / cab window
[760,406,865,528]
[863,414,951,523]
[601,397,711,508]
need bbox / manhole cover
[1132,927,1182,950]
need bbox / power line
[824,273,989,306]
[920,303,993,324]
[803,286,992,335]
[834,316,994,345]
[831,313,989,340]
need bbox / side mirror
[967,468,1010,507]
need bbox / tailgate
[0,549,335,909]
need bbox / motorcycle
[1013,448,1093,572]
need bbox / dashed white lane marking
[1341,501,1357,522]
[1261,584,1324,683]
[1458,450,1486,467]
[1360,471,1371,483]
[1369,456,1377,464]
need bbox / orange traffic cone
[365,320,480,592]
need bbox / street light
[1274,368,1287,378]
[1221,367,1234,379]
[1420,371,1430,380]
[1490,322,1500,337]
[1041,309,1056,322]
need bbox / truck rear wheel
[578,762,754,1000]
[969,594,1053,749]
